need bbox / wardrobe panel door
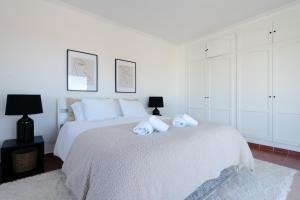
[237,47,273,141]
[273,41,300,146]
[273,6,300,43]
[236,19,273,50]
[188,59,207,121]
[207,55,234,126]
[186,42,206,60]
[206,34,234,58]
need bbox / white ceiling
[60,0,295,44]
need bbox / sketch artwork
[67,50,98,91]
[115,59,136,93]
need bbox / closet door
[236,20,273,141]
[187,58,208,121]
[273,41,300,146]
[273,7,300,43]
[236,19,273,50]
[237,47,273,141]
[207,55,234,126]
[206,34,234,58]
[272,6,300,146]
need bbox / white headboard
[57,97,139,130]
[57,98,72,131]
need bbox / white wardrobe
[187,34,235,127]
[186,5,300,151]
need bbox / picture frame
[115,59,136,93]
[67,49,98,92]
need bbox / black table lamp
[148,96,164,116]
[5,94,43,143]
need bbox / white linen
[119,99,149,117]
[62,121,254,200]
[148,115,169,132]
[70,102,85,121]
[182,114,198,127]
[54,116,168,161]
[82,98,118,121]
[133,120,154,135]
[172,115,187,127]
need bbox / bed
[54,98,254,200]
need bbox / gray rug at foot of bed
[0,159,297,200]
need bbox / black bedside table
[1,136,44,183]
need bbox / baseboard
[248,142,300,156]
[245,137,300,153]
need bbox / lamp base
[17,115,34,143]
[152,108,161,116]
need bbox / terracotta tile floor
[250,147,300,170]
[44,153,63,172]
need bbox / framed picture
[67,49,98,92]
[115,59,136,93]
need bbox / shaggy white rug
[0,159,297,200]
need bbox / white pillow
[119,99,149,117]
[82,98,118,121]
[70,102,85,121]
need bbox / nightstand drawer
[12,147,38,173]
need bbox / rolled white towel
[172,116,187,127]
[182,114,198,127]
[133,120,154,135]
[148,115,169,132]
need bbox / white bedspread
[62,120,254,200]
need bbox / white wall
[0,0,183,153]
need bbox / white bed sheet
[54,116,163,161]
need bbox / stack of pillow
[70,98,149,121]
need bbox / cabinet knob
[269,96,272,98]
[273,96,276,98]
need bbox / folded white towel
[133,120,154,135]
[182,114,198,127]
[172,116,187,127]
[148,115,169,132]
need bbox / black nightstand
[1,136,44,183]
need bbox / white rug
[204,159,297,200]
[0,159,297,200]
